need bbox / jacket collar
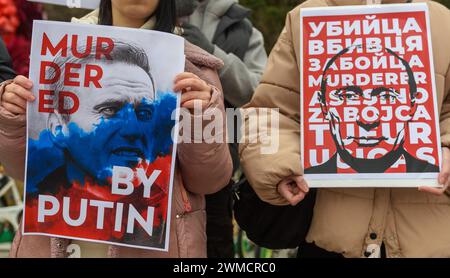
[72,9,156,29]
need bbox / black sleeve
[0,37,16,82]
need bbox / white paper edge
[22,20,185,252]
[299,3,443,188]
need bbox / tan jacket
[1,40,232,258]
[240,0,450,258]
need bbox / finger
[439,147,450,185]
[174,78,207,92]
[181,99,208,110]
[181,91,211,104]
[5,83,35,101]
[13,75,33,90]
[2,102,26,114]
[278,183,296,202]
[278,182,306,206]
[2,92,27,109]
[290,184,300,195]
[277,176,298,193]
[418,186,446,196]
[174,72,199,84]
[289,191,306,206]
[293,176,309,193]
[277,178,290,195]
[174,78,208,93]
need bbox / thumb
[14,75,33,89]
[439,147,450,185]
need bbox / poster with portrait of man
[300,3,442,187]
[22,21,184,251]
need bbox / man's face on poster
[319,46,417,165]
[55,62,156,183]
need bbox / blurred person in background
[0,38,15,82]
[0,0,43,77]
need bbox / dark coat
[0,38,16,82]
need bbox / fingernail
[301,184,309,193]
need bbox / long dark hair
[98,0,176,33]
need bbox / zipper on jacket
[178,173,192,213]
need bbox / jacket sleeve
[0,38,16,83]
[239,10,301,206]
[177,68,233,195]
[213,27,267,107]
[0,80,26,181]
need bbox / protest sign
[28,0,99,9]
[23,20,184,251]
[300,3,442,187]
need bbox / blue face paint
[27,92,177,192]
[26,130,65,193]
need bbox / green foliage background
[44,0,450,52]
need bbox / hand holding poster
[23,21,184,251]
[300,4,442,187]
